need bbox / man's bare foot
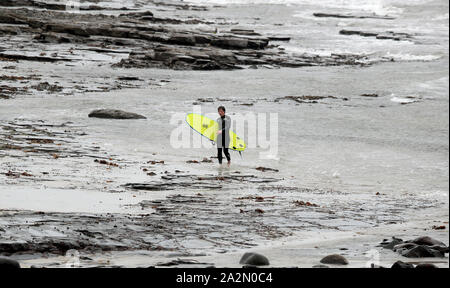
[227,161,231,167]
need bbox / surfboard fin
[239,151,243,159]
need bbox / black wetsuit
[217,115,231,164]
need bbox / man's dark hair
[218,106,226,112]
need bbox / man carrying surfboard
[216,106,231,166]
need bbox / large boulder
[0,258,21,269]
[88,109,146,120]
[380,236,448,259]
[409,236,446,247]
[401,245,445,258]
[320,254,349,265]
[415,263,438,268]
[239,252,270,266]
[391,261,414,268]
[429,245,449,254]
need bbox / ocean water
[186,0,449,61]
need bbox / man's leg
[224,148,231,165]
[217,148,223,164]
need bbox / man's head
[218,106,226,117]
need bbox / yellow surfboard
[186,113,246,152]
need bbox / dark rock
[340,30,413,42]
[415,263,438,268]
[1,0,67,10]
[0,3,386,72]
[0,26,19,35]
[0,189,290,260]
[44,23,91,37]
[31,82,63,93]
[313,12,395,20]
[248,39,269,50]
[119,11,154,18]
[393,242,418,252]
[34,32,75,44]
[239,252,270,266]
[429,245,449,254]
[211,37,249,49]
[275,95,340,104]
[0,52,72,63]
[409,236,446,247]
[360,32,379,37]
[197,98,214,103]
[268,36,291,42]
[88,109,146,120]
[0,239,94,255]
[156,259,213,266]
[168,34,197,46]
[320,254,349,265]
[293,200,319,207]
[117,76,142,81]
[0,257,21,268]
[0,11,27,24]
[391,261,414,268]
[401,245,445,258]
[376,34,397,40]
[126,181,221,191]
[432,225,446,230]
[193,34,212,44]
[255,167,279,172]
[380,236,448,259]
[378,237,404,250]
[230,29,261,36]
[129,173,279,192]
[339,30,364,36]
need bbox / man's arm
[217,117,222,135]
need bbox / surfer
[216,106,231,166]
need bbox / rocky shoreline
[0,2,382,72]
[0,116,446,267]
